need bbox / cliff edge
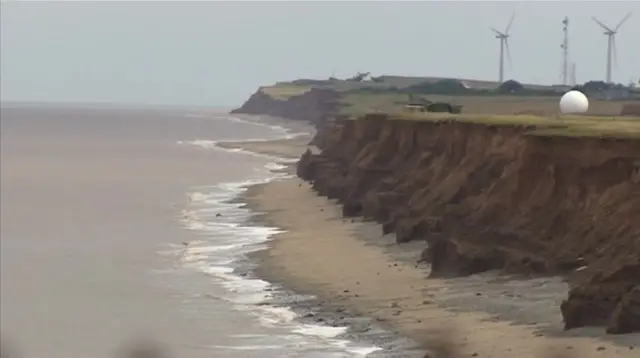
[297,114,640,334]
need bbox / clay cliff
[231,88,342,127]
[297,114,640,334]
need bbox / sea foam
[173,120,382,357]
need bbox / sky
[1,1,639,107]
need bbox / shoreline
[220,124,640,357]
[219,128,425,356]
[243,201,427,358]
[241,178,638,357]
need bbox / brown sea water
[0,106,379,358]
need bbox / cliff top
[363,112,640,139]
[261,84,313,100]
[259,81,639,117]
[242,79,640,139]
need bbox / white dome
[559,90,589,114]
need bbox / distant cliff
[231,88,342,127]
[297,114,640,334]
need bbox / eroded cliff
[297,114,640,333]
[231,88,342,126]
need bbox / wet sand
[217,135,315,161]
[230,136,640,357]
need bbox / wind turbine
[592,13,632,84]
[491,14,515,83]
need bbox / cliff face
[231,88,342,126]
[297,114,640,333]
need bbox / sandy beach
[226,135,640,358]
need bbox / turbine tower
[592,13,632,84]
[561,17,569,86]
[491,14,514,83]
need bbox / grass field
[259,80,640,139]
[339,92,637,117]
[366,112,640,139]
[261,84,313,100]
[260,83,636,118]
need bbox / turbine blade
[615,12,632,31]
[505,13,515,34]
[592,17,613,32]
[490,27,503,36]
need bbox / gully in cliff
[297,113,640,334]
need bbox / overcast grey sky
[1,1,639,106]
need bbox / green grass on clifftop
[375,113,640,139]
[259,80,640,139]
[261,84,313,100]
[340,92,408,114]
[529,118,640,139]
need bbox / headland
[230,75,640,356]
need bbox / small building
[496,80,525,94]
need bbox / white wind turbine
[592,13,632,84]
[491,14,515,84]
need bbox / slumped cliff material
[297,114,640,333]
